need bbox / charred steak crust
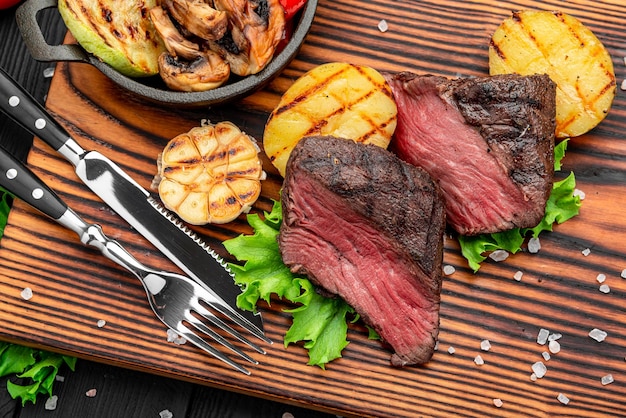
[279,136,446,366]
[385,72,556,236]
[452,74,556,204]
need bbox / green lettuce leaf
[459,140,582,272]
[0,187,12,238]
[0,342,76,406]
[223,200,357,367]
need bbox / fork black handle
[0,66,70,152]
[0,144,67,220]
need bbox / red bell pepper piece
[280,0,307,21]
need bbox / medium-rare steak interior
[279,136,446,366]
[384,72,556,236]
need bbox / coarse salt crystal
[589,328,607,342]
[443,265,456,275]
[557,393,570,405]
[480,339,491,351]
[45,395,58,410]
[159,410,174,418]
[21,287,33,300]
[549,340,561,354]
[43,67,55,78]
[377,19,389,32]
[85,388,97,398]
[97,319,106,328]
[282,413,295,418]
[599,284,610,294]
[55,375,65,382]
[573,188,586,200]
[621,79,626,91]
[474,355,484,365]
[582,248,591,256]
[531,361,547,378]
[513,271,523,281]
[596,273,606,283]
[528,237,541,254]
[167,328,187,345]
[548,333,562,341]
[601,374,614,385]
[621,269,626,279]
[542,351,551,361]
[537,328,550,345]
[493,398,503,408]
[448,346,456,354]
[530,373,537,382]
[489,249,509,262]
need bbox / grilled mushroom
[163,0,228,41]
[158,51,230,91]
[209,0,286,76]
[149,6,202,60]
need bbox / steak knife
[0,66,267,341]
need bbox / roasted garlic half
[157,121,265,224]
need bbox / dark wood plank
[0,0,625,417]
[18,361,193,418]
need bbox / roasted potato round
[489,10,616,139]
[263,62,398,177]
[157,122,264,225]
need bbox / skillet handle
[15,0,87,63]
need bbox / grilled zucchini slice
[158,122,265,225]
[263,62,398,177]
[58,0,166,77]
[489,10,616,138]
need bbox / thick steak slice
[279,136,446,366]
[385,72,556,236]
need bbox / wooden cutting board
[1,1,625,417]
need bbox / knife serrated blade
[0,66,267,341]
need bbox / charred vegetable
[263,62,398,177]
[157,121,265,225]
[489,10,616,138]
[58,0,166,77]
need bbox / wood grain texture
[0,0,625,417]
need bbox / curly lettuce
[223,201,359,368]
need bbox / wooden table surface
[0,5,334,418]
[1,1,626,417]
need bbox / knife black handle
[0,145,67,220]
[0,66,72,153]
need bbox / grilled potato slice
[263,62,398,177]
[489,10,616,139]
[58,0,166,77]
[158,122,265,225]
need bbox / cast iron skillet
[16,0,318,107]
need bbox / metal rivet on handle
[8,96,19,107]
[34,118,46,130]
[32,188,43,200]
[6,168,17,180]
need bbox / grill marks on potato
[489,10,616,138]
[273,65,395,143]
[263,62,398,176]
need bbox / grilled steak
[279,136,446,366]
[384,72,556,236]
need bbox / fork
[0,144,266,375]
